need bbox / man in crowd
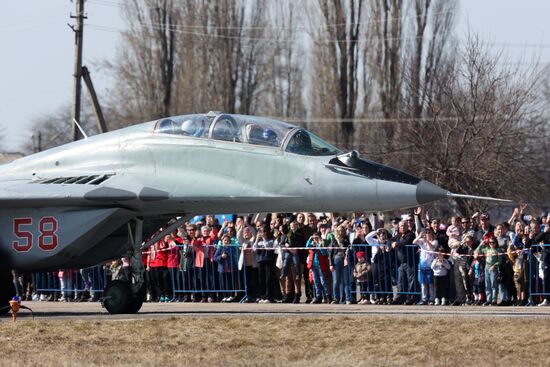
[391,221,416,305]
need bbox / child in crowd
[483,238,501,306]
[469,255,485,305]
[353,251,369,304]
[431,250,451,305]
[214,234,238,302]
[507,239,527,306]
[414,229,437,305]
[446,216,462,242]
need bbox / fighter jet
[0,111,508,314]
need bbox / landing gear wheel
[126,283,146,314]
[103,280,131,314]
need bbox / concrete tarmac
[4,301,550,321]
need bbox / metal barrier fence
[336,244,421,302]
[163,243,248,302]
[528,244,550,299]
[17,243,550,304]
[31,266,107,301]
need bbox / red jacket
[307,249,329,272]
[154,240,168,267]
[167,239,180,268]
[192,237,206,268]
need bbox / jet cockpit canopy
[153,112,342,156]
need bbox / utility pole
[70,0,87,141]
[82,66,108,133]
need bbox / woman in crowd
[306,231,331,304]
[214,234,239,302]
[166,232,180,301]
[413,228,436,305]
[239,226,258,302]
[329,225,353,304]
[482,237,501,306]
[254,226,278,303]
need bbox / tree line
[29,0,550,214]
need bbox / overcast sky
[1,0,549,151]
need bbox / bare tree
[103,0,181,124]
[368,0,404,121]
[310,0,366,150]
[260,0,306,119]
[406,0,457,120]
[411,36,548,213]
[23,104,98,154]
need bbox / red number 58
[12,217,59,252]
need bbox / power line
[87,0,124,8]
[274,115,523,124]
[85,1,453,31]
[86,22,452,44]
[85,21,550,52]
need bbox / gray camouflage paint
[0,114,448,270]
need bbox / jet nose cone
[416,180,448,205]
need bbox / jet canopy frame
[153,112,342,156]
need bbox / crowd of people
[13,206,550,307]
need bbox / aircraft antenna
[447,192,512,203]
[72,118,88,139]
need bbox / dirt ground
[1,315,550,366]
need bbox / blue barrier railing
[338,244,420,303]
[32,266,107,300]
[528,244,550,298]
[23,242,550,304]
[162,244,247,302]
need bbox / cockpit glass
[180,117,210,138]
[285,129,342,156]
[154,115,211,137]
[242,118,290,148]
[154,113,342,154]
[211,115,241,142]
[155,118,178,134]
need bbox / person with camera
[366,228,393,304]
[450,236,473,306]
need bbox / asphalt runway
[4,301,550,321]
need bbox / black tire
[126,283,146,314]
[0,257,15,316]
[103,280,131,314]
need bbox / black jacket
[392,230,416,265]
